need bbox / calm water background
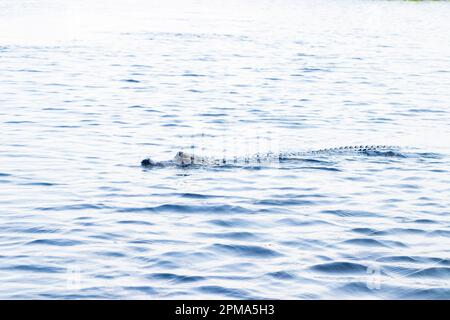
[1,0,450,299]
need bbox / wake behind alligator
[141,145,409,168]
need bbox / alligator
[141,145,403,168]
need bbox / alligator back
[285,145,401,158]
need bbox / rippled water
[1,0,450,299]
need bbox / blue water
[1,0,450,299]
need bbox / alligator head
[174,151,195,165]
[141,158,155,166]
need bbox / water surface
[1,0,450,299]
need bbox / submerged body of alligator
[141,145,404,168]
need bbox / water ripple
[310,262,367,275]
[211,244,282,258]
